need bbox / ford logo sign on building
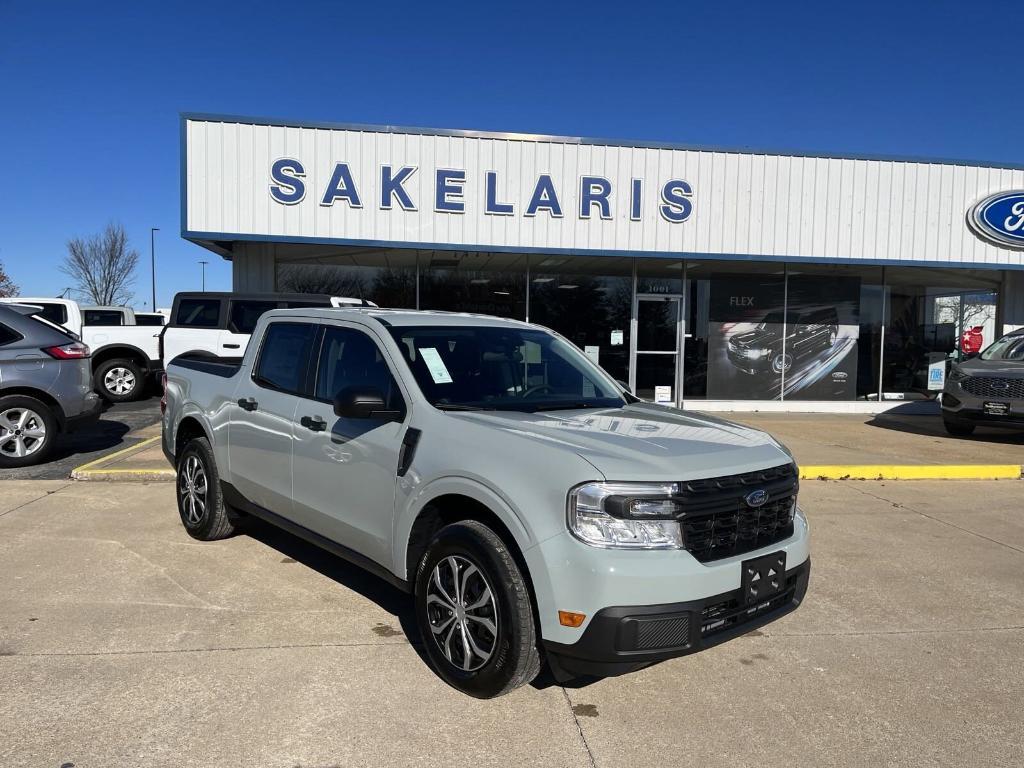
[968,191,1024,249]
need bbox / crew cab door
[221,298,279,356]
[291,323,408,568]
[228,321,318,518]
[164,296,223,363]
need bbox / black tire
[0,395,58,468]
[175,437,236,540]
[943,417,976,437]
[415,520,541,698]
[94,358,145,403]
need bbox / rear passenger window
[0,323,22,346]
[254,323,317,395]
[314,326,405,413]
[228,300,280,334]
[175,298,221,328]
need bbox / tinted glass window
[83,309,125,326]
[387,325,624,412]
[228,300,280,334]
[32,303,68,326]
[315,327,404,412]
[254,322,317,394]
[135,314,165,326]
[175,298,221,328]
[0,323,22,346]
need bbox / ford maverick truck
[163,307,810,698]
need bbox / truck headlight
[948,366,968,383]
[567,482,684,550]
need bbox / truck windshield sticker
[419,347,453,384]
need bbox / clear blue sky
[1,0,1020,308]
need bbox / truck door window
[83,309,124,326]
[228,300,281,334]
[175,298,221,327]
[253,322,317,395]
[314,326,405,413]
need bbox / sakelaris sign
[968,190,1024,249]
[268,159,695,223]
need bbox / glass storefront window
[528,256,633,385]
[881,267,1001,400]
[684,261,786,401]
[276,248,418,308]
[419,251,527,320]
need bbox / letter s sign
[270,158,306,205]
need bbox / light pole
[198,260,209,291]
[150,228,159,311]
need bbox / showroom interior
[181,114,1024,410]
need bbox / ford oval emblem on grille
[745,489,769,508]
[992,380,1010,389]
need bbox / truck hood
[450,403,793,481]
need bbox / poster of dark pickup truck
[707,273,860,401]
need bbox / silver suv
[0,305,101,467]
[943,328,1024,436]
[163,308,811,697]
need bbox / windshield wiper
[433,403,495,412]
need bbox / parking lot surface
[0,396,161,481]
[1,478,1022,767]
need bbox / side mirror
[616,379,632,394]
[333,387,401,420]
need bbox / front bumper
[726,347,769,374]
[942,389,1024,428]
[544,558,810,679]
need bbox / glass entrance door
[631,295,683,405]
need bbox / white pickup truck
[163,306,810,698]
[0,297,162,402]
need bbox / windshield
[387,325,627,412]
[980,332,1024,362]
[756,311,784,330]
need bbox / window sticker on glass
[419,347,454,384]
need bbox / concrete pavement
[1,479,1022,767]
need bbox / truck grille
[674,463,797,563]
[960,376,1024,400]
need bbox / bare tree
[0,260,17,298]
[61,222,138,305]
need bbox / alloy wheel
[426,554,499,672]
[0,408,47,458]
[178,454,208,526]
[772,353,793,374]
[104,367,137,396]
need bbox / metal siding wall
[185,119,1024,267]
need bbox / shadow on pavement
[48,415,132,462]
[866,411,1024,443]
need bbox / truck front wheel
[175,437,236,540]
[414,520,541,698]
[95,358,145,403]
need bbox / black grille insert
[674,463,797,563]
[961,376,1024,400]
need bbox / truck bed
[168,354,244,378]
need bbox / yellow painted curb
[801,464,1022,481]
[71,436,174,481]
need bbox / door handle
[300,415,327,432]
[237,397,258,411]
[222,343,241,349]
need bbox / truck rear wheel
[414,520,541,698]
[175,437,236,540]
[95,358,145,403]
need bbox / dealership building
[181,113,1024,411]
